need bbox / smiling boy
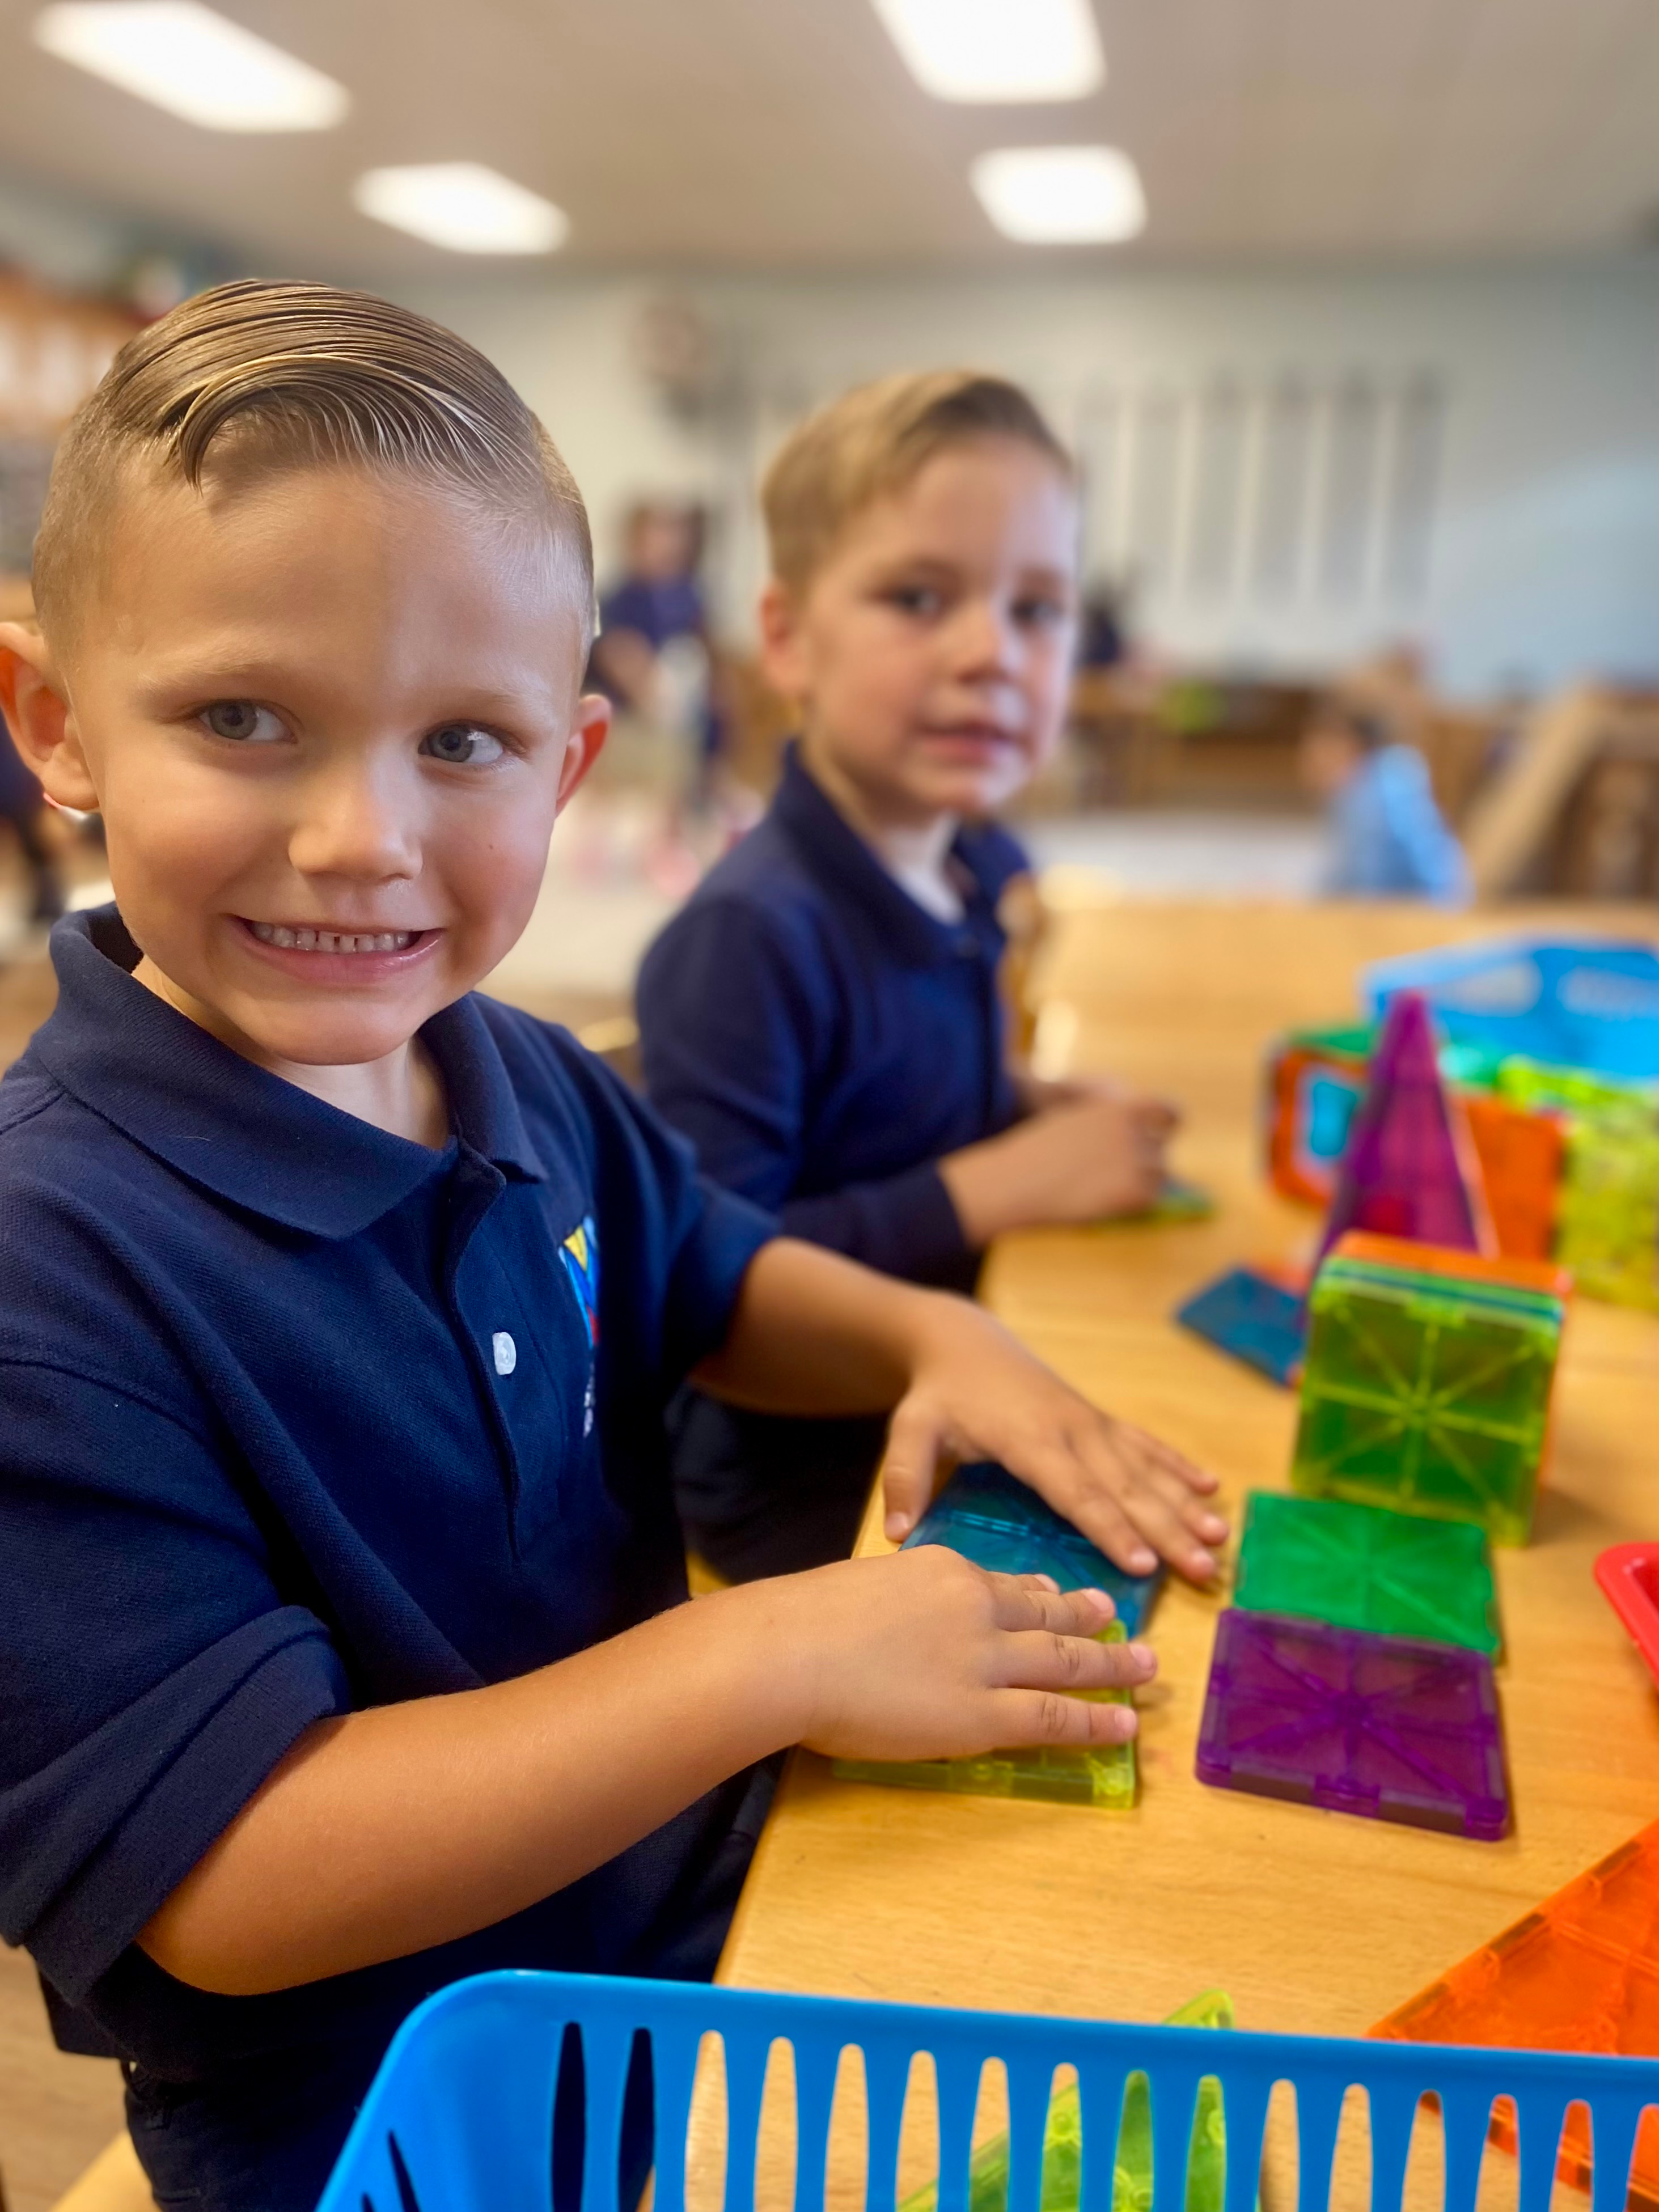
[639,374,1183,1580]
[0,286,1222,2212]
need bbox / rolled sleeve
[0,1363,352,2002]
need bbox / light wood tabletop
[717,900,1659,2055]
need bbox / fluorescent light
[33,2,348,130]
[871,0,1103,101]
[353,165,569,255]
[972,146,1145,244]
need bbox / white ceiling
[1,0,1657,273]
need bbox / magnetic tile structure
[1461,1091,1564,1263]
[1315,991,1493,1270]
[1290,1232,1566,1545]
[1175,1265,1307,1388]
[834,1621,1138,1810]
[1373,1820,1659,2205]
[1233,1490,1500,1655]
[902,1460,1164,1634]
[1556,1103,1659,1312]
[1195,1608,1509,1840]
[1264,1023,1374,1208]
[898,1990,1238,2212]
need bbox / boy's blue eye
[202,701,285,743]
[421,724,506,766]
[1015,596,1069,628]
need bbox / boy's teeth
[250,923,415,954]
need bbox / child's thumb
[879,1400,945,1543]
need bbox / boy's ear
[0,624,100,812]
[555,691,612,813]
[757,578,810,707]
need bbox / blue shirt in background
[1324,743,1471,904]
[0,909,775,2212]
[636,745,1029,1577]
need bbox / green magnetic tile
[1555,1109,1659,1311]
[898,1990,1237,2212]
[833,1623,1137,1809]
[1233,1490,1500,1653]
[1292,1269,1558,1545]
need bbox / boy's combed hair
[761,371,1074,594]
[33,278,594,641]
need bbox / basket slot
[576,2018,637,2212]
[1006,2052,1059,2212]
[863,2033,913,2212]
[1437,2082,1496,2212]
[1364,2082,1420,2212]
[1588,2090,1650,2212]
[649,2023,705,2212]
[788,2035,842,2212]
[1511,2090,1573,2212]
[1216,2067,1274,2212]
[1072,2060,1133,2212]
[1149,2067,1209,2212]
[717,2025,774,2212]
[932,2048,984,2212]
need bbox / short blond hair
[32,278,593,643]
[761,371,1073,594]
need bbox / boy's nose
[287,766,421,881]
[947,601,1019,676]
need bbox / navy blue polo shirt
[637,744,1029,1291]
[0,909,775,2198]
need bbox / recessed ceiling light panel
[972,145,1146,243]
[353,165,570,255]
[871,0,1103,102]
[33,2,348,130]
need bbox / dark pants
[670,1390,887,1582]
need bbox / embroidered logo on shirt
[560,1216,600,1351]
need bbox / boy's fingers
[984,1574,1116,1637]
[988,1687,1141,1748]
[878,1401,945,1541]
[994,1626,1157,1696]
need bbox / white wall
[403,261,1659,700]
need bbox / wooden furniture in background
[717,900,1659,2067]
[1463,686,1659,897]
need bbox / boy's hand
[879,1299,1225,1581]
[941,1092,1180,1244]
[774,1548,1155,1762]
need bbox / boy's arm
[141,1546,1141,1997]
[638,902,973,1283]
[693,1238,1225,1574]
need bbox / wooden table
[717,901,1659,2065]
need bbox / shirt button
[492,1331,518,1376]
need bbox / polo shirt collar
[33,906,545,1238]
[772,743,997,967]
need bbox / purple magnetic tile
[1316,991,1482,1270]
[1195,1609,1510,1841]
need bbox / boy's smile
[1,465,607,1141]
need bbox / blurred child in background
[637,372,1180,1581]
[1301,695,1470,904]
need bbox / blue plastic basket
[1361,938,1659,1080]
[317,1969,1659,2212]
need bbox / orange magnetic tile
[1374,1822,1659,2206]
[1332,1230,1572,1300]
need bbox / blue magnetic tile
[1176,1266,1307,1387]
[903,1460,1163,1634]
